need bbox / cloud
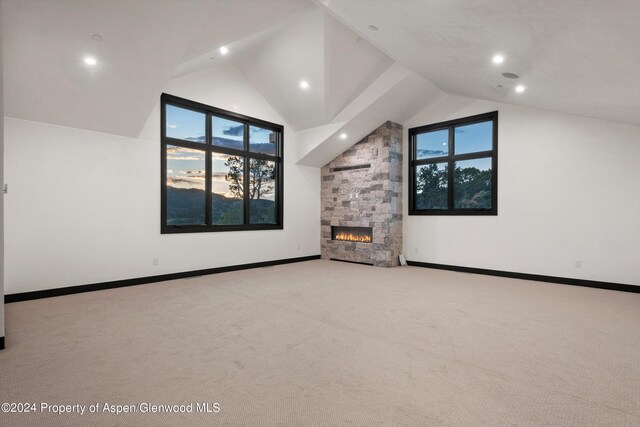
[167,146,204,155]
[417,149,446,158]
[169,169,205,177]
[167,155,203,161]
[167,146,206,162]
[211,152,233,161]
[167,123,178,129]
[167,176,205,191]
[184,169,205,177]
[223,125,244,137]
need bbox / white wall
[4,63,320,294]
[403,95,640,285]
[1,2,5,340]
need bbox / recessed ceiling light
[515,84,526,93]
[219,46,229,55]
[91,34,103,42]
[492,54,504,64]
[83,56,97,66]
[502,72,519,79]
[299,80,310,90]
[368,25,378,31]
[339,133,347,140]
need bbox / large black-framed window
[409,111,498,215]
[161,93,283,233]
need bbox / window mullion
[451,150,493,162]
[205,114,212,226]
[447,127,454,210]
[243,124,250,225]
[414,157,449,166]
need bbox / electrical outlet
[3,184,7,194]
[414,247,419,254]
[153,257,159,266]
[575,260,582,268]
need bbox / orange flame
[334,232,372,243]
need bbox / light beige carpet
[0,259,638,426]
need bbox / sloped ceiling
[233,10,328,131]
[232,10,393,131]
[181,0,316,61]
[317,0,640,126]
[3,0,637,141]
[2,0,206,137]
[1,0,317,137]
[296,63,443,167]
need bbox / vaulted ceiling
[2,0,316,136]
[318,0,640,126]
[3,0,639,142]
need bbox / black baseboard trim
[5,255,321,303]
[329,258,374,266]
[406,261,639,293]
[0,336,4,350]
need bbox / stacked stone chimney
[320,121,402,267]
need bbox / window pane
[249,126,277,155]
[454,121,492,155]
[415,162,448,210]
[166,145,205,224]
[166,105,205,143]
[454,157,492,209]
[212,116,244,150]
[416,129,448,159]
[249,159,276,224]
[211,153,244,225]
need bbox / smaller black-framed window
[409,111,498,215]
[161,93,284,233]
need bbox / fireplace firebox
[331,226,373,243]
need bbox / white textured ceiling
[1,0,316,137]
[318,0,640,126]
[181,0,316,61]
[232,10,393,130]
[3,0,206,136]
[3,0,638,140]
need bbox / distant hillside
[167,186,275,225]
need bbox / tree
[416,163,448,209]
[224,156,244,199]
[416,164,492,210]
[453,166,492,209]
[225,157,276,200]
[249,159,275,200]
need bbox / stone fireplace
[321,121,402,267]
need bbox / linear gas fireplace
[332,226,372,243]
